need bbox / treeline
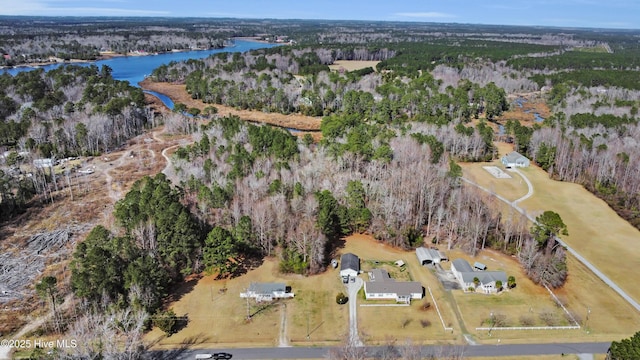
[376,40,558,76]
[531,69,640,91]
[527,122,640,229]
[508,48,640,71]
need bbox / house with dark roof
[240,282,294,302]
[340,253,360,281]
[364,269,423,304]
[501,151,530,168]
[451,259,507,294]
[416,247,448,265]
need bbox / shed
[416,247,443,265]
[474,262,487,271]
[340,253,360,279]
[394,260,405,267]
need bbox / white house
[340,253,360,281]
[501,151,530,168]
[364,269,423,304]
[240,282,294,302]
[451,259,507,294]
[416,247,448,265]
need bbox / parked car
[213,353,232,359]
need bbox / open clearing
[328,60,380,72]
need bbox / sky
[1,0,639,30]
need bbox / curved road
[463,170,640,313]
[150,342,610,360]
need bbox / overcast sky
[1,0,638,30]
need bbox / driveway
[345,276,364,346]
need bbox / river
[1,39,279,108]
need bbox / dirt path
[278,303,290,347]
[511,168,534,205]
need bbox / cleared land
[328,60,380,72]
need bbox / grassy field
[328,60,380,72]
[145,259,349,348]
[515,162,640,304]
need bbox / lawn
[145,259,348,349]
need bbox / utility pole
[306,311,310,340]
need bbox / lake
[1,39,279,87]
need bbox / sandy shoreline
[139,78,322,133]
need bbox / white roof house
[364,269,423,304]
[416,247,447,265]
[240,282,294,302]
[501,151,530,168]
[340,253,360,279]
[451,259,507,294]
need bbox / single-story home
[416,247,448,265]
[340,253,360,280]
[240,282,294,302]
[364,269,423,304]
[501,151,530,168]
[451,259,507,294]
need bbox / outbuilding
[416,247,447,265]
[340,253,360,281]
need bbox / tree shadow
[165,274,202,304]
[145,332,212,360]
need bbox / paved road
[150,342,610,359]
[346,276,364,346]
[463,173,640,313]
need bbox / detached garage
[416,247,447,265]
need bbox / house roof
[370,269,392,282]
[365,280,422,296]
[248,282,286,294]
[459,271,507,286]
[503,151,528,163]
[340,253,360,272]
[416,247,442,262]
[474,261,487,270]
[452,259,474,273]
